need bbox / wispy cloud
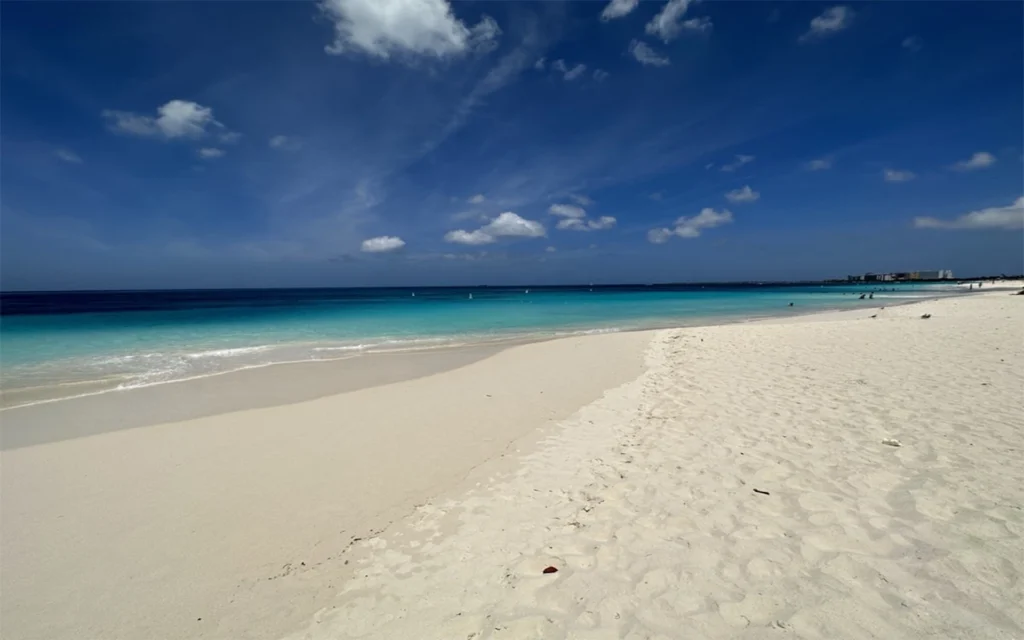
[54,148,82,164]
[600,0,639,21]
[914,197,1023,230]
[198,147,225,159]
[552,59,587,81]
[951,151,996,171]
[720,154,755,172]
[646,0,709,43]
[648,208,733,242]
[319,0,500,60]
[628,40,670,67]
[269,135,302,151]
[725,185,760,203]
[902,36,923,53]
[799,6,853,43]
[592,69,609,82]
[884,168,915,182]
[804,157,832,171]
[468,193,486,204]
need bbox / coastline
[0,283,962,412]
[1,287,1021,640]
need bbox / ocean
[0,283,962,407]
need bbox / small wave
[185,345,275,359]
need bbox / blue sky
[2,0,1021,290]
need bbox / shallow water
[0,283,961,407]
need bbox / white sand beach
[2,288,1023,640]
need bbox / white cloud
[198,147,225,159]
[569,194,594,207]
[546,245,557,253]
[725,185,760,203]
[647,227,675,244]
[550,203,615,231]
[549,203,587,219]
[799,6,853,42]
[103,100,223,140]
[468,193,486,204]
[219,131,242,144]
[601,0,639,21]
[649,191,664,201]
[445,211,545,245]
[951,151,997,171]
[593,69,609,81]
[551,59,586,81]
[564,63,587,81]
[646,0,708,43]
[648,207,733,242]
[319,0,500,60]
[914,197,1023,230]
[269,135,302,151]
[884,168,915,183]
[54,148,82,164]
[361,235,407,252]
[902,36,923,52]
[681,17,713,33]
[805,157,832,171]
[720,154,755,172]
[444,229,495,245]
[534,57,546,70]
[628,40,670,67]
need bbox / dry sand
[2,287,1023,640]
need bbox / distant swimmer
[789,302,794,307]
[859,293,866,299]
[869,292,874,299]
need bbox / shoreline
[0,289,959,431]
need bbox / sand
[2,287,1023,640]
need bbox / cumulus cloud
[628,40,670,67]
[720,154,755,172]
[951,151,996,171]
[646,0,709,43]
[198,147,225,159]
[550,203,616,231]
[799,6,853,42]
[54,149,82,164]
[902,36,923,52]
[914,197,1023,231]
[805,157,832,171]
[549,203,586,219]
[601,0,639,21]
[725,185,760,203]
[269,135,302,151]
[444,229,495,245]
[319,0,500,60]
[592,69,609,81]
[445,211,546,245]
[361,235,407,252]
[468,193,486,204]
[884,168,915,182]
[103,100,224,140]
[648,207,733,242]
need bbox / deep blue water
[0,283,962,406]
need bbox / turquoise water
[0,283,962,406]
